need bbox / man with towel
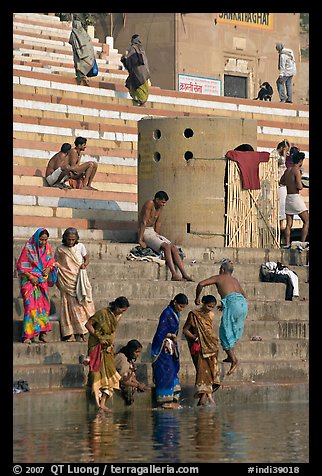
[279,151,309,247]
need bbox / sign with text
[216,13,273,29]
[178,74,222,97]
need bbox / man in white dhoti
[279,151,309,247]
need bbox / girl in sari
[114,339,147,405]
[183,295,221,406]
[151,293,188,409]
[85,296,130,412]
[16,228,58,344]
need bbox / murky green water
[13,398,308,463]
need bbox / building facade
[106,12,307,104]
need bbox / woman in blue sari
[151,293,188,409]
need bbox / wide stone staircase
[13,12,309,244]
[13,13,309,405]
[13,239,309,404]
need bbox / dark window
[224,75,247,98]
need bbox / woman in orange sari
[183,295,221,406]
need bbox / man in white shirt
[275,42,296,103]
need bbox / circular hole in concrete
[153,129,161,139]
[184,128,194,138]
[154,152,161,162]
[184,151,194,161]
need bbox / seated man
[45,143,73,189]
[68,136,98,190]
[138,190,193,281]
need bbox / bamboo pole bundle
[225,156,280,248]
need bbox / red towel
[226,150,270,190]
[89,343,101,372]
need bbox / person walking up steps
[121,34,151,106]
[195,259,248,376]
[69,19,98,86]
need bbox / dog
[254,82,273,101]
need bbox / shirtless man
[279,151,309,247]
[138,190,193,281]
[195,258,248,376]
[68,136,98,190]
[45,143,73,188]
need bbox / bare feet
[197,394,207,406]
[207,394,216,405]
[99,405,112,413]
[23,338,32,344]
[226,361,238,376]
[183,275,194,282]
[39,333,48,343]
[171,275,183,281]
[161,402,179,409]
[64,335,76,342]
[83,185,98,191]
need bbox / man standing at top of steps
[138,190,194,281]
[195,258,248,376]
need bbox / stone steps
[12,13,309,394]
[13,382,309,412]
[13,358,308,391]
[12,297,310,325]
[12,315,309,341]
[12,276,309,302]
[12,335,309,366]
[13,240,310,265]
[12,258,309,282]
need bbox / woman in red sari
[183,294,221,406]
[16,228,58,344]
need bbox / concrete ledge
[13,359,308,390]
[12,382,309,414]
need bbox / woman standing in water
[85,296,130,412]
[183,295,221,406]
[151,293,188,409]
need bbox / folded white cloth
[76,268,93,303]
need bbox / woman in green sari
[85,296,130,412]
[121,34,151,106]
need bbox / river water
[13,394,308,464]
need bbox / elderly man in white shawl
[69,19,98,86]
[121,34,151,106]
[275,42,296,103]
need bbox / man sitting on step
[45,138,98,190]
[45,143,73,189]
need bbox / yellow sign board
[216,13,273,30]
